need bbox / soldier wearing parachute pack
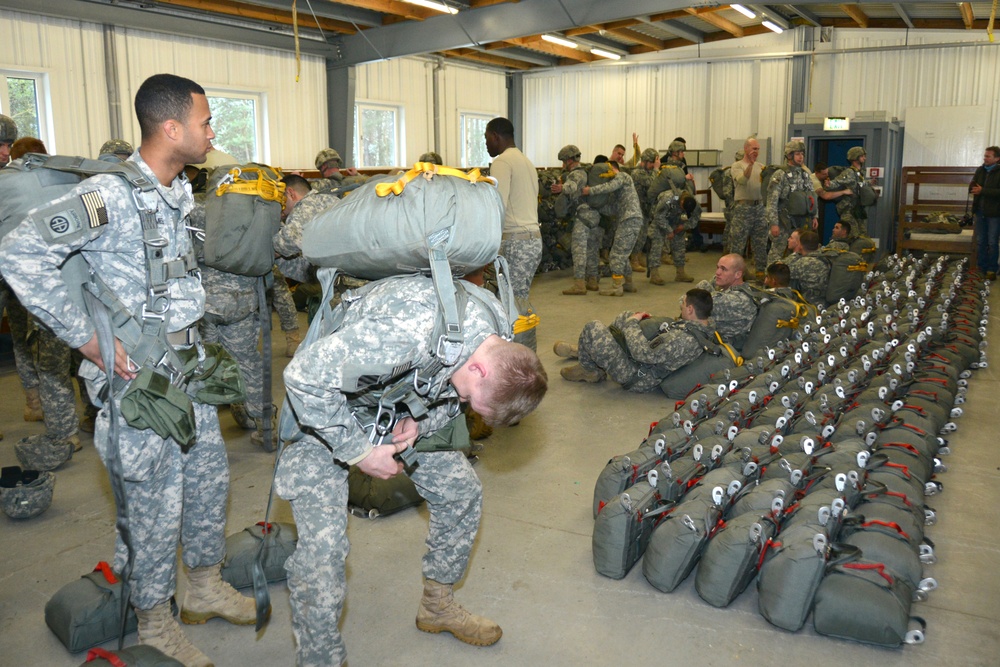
[628,147,660,272]
[765,140,818,266]
[582,159,644,296]
[648,190,699,284]
[825,146,879,229]
[551,144,602,295]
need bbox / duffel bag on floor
[221,522,298,590]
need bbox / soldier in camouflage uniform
[551,145,602,295]
[628,147,659,272]
[276,274,547,666]
[0,74,256,667]
[765,140,818,266]
[99,139,135,161]
[311,147,367,194]
[695,253,758,349]
[786,230,830,307]
[648,190,700,284]
[271,265,303,356]
[825,220,852,251]
[825,146,872,228]
[418,151,444,165]
[554,288,718,392]
[0,112,15,167]
[730,137,768,279]
[583,161,642,296]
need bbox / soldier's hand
[811,218,819,230]
[551,183,563,194]
[971,183,982,195]
[344,167,359,176]
[631,312,651,321]
[357,442,405,479]
[632,132,639,146]
[391,417,419,451]
[770,224,780,237]
[78,334,136,382]
[582,186,591,196]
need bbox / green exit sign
[824,117,851,131]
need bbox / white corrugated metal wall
[0,9,328,168]
[354,56,507,167]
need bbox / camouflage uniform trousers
[571,205,602,280]
[200,311,265,419]
[275,429,481,667]
[607,216,642,277]
[94,401,229,610]
[577,315,662,392]
[729,202,768,273]
[499,234,542,301]
[272,265,301,333]
[631,218,649,255]
[767,213,810,267]
[647,222,686,270]
[34,322,79,440]
[1,283,40,392]
[722,206,734,253]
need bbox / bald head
[715,253,746,289]
[743,137,760,163]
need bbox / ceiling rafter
[158,0,357,33]
[838,4,870,29]
[439,48,533,69]
[607,27,667,50]
[499,35,597,62]
[686,7,743,37]
[468,0,518,7]
[959,2,975,29]
[323,0,436,22]
[891,3,916,29]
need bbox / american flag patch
[80,190,108,228]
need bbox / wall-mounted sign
[824,117,851,131]
[867,167,882,179]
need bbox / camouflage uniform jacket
[561,166,588,203]
[274,191,341,259]
[765,165,815,231]
[621,316,716,372]
[652,193,701,233]
[283,275,508,466]
[664,158,695,196]
[629,166,657,218]
[790,252,831,306]
[826,166,864,208]
[588,170,643,222]
[0,151,203,351]
[696,279,758,345]
[825,239,851,252]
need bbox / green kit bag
[221,522,298,590]
[119,367,197,449]
[45,562,146,652]
[695,512,780,608]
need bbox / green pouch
[221,522,298,589]
[178,343,247,405]
[120,367,197,448]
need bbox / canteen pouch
[119,367,197,449]
[221,522,298,590]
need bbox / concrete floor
[1,249,999,667]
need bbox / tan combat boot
[649,267,665,285]
[552,340,579,359]
[599,276,624,297]
[675,267,694,283]
[623,275,637,293]
[284,329,303,357]
[629,253,646,271]
[180,563,259,626]
[416,578,502,647]
[585,276,600,291]
[560,364,606,383]
[662,251,674,266]
[562,279,587,295]
[136,601,214,667]
[24,387,43,422]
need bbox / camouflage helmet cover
[0,469,55,520]
[847,146,866,161]
[314,148,342,170]
[783,140,806,157]
[418,151,443,165]
[99,139,134,158]
[557,144,581,162]
[667,140,686,155]
[0,114,16,144]
[14,434,74,472]
[640,148,659,163]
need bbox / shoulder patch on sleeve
[35,189,108,243]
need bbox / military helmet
[99,139,134,158]
[0,467,55,520]
[0,114,16,143]
[314,148,342,170]
[14,434,74,472]
[640,148,659,163]
[418,151,443,165]
[668,140,686,156]
[783,140,805,157]
[847,146,866,161]
[557,144,581,162]
[735,150,745,160]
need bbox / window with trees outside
[461,112,493,168]
[354,102,400,168]
[205,91,265,164]
[1,71,50,148]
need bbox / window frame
[203,87,269,164]
[353,100,403,168]
[459,110,494,169]
[0,69,54,152]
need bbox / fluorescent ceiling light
[730,4,756,19]
[591,48,622,60]
[541,34,578,49]
[402,0,458,14]
[762,20,784,33]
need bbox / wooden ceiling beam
[687,7,743,37]
[838,4,870,29]
[321,0,434,22]
[607,27,666,50]
[503,35,596,62]
[468,0,519,8]
[156,0,357,33]
[959,2,975,30]
[439,48,533,69]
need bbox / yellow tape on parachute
[215,166,286,206]
[375,162,494,198]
